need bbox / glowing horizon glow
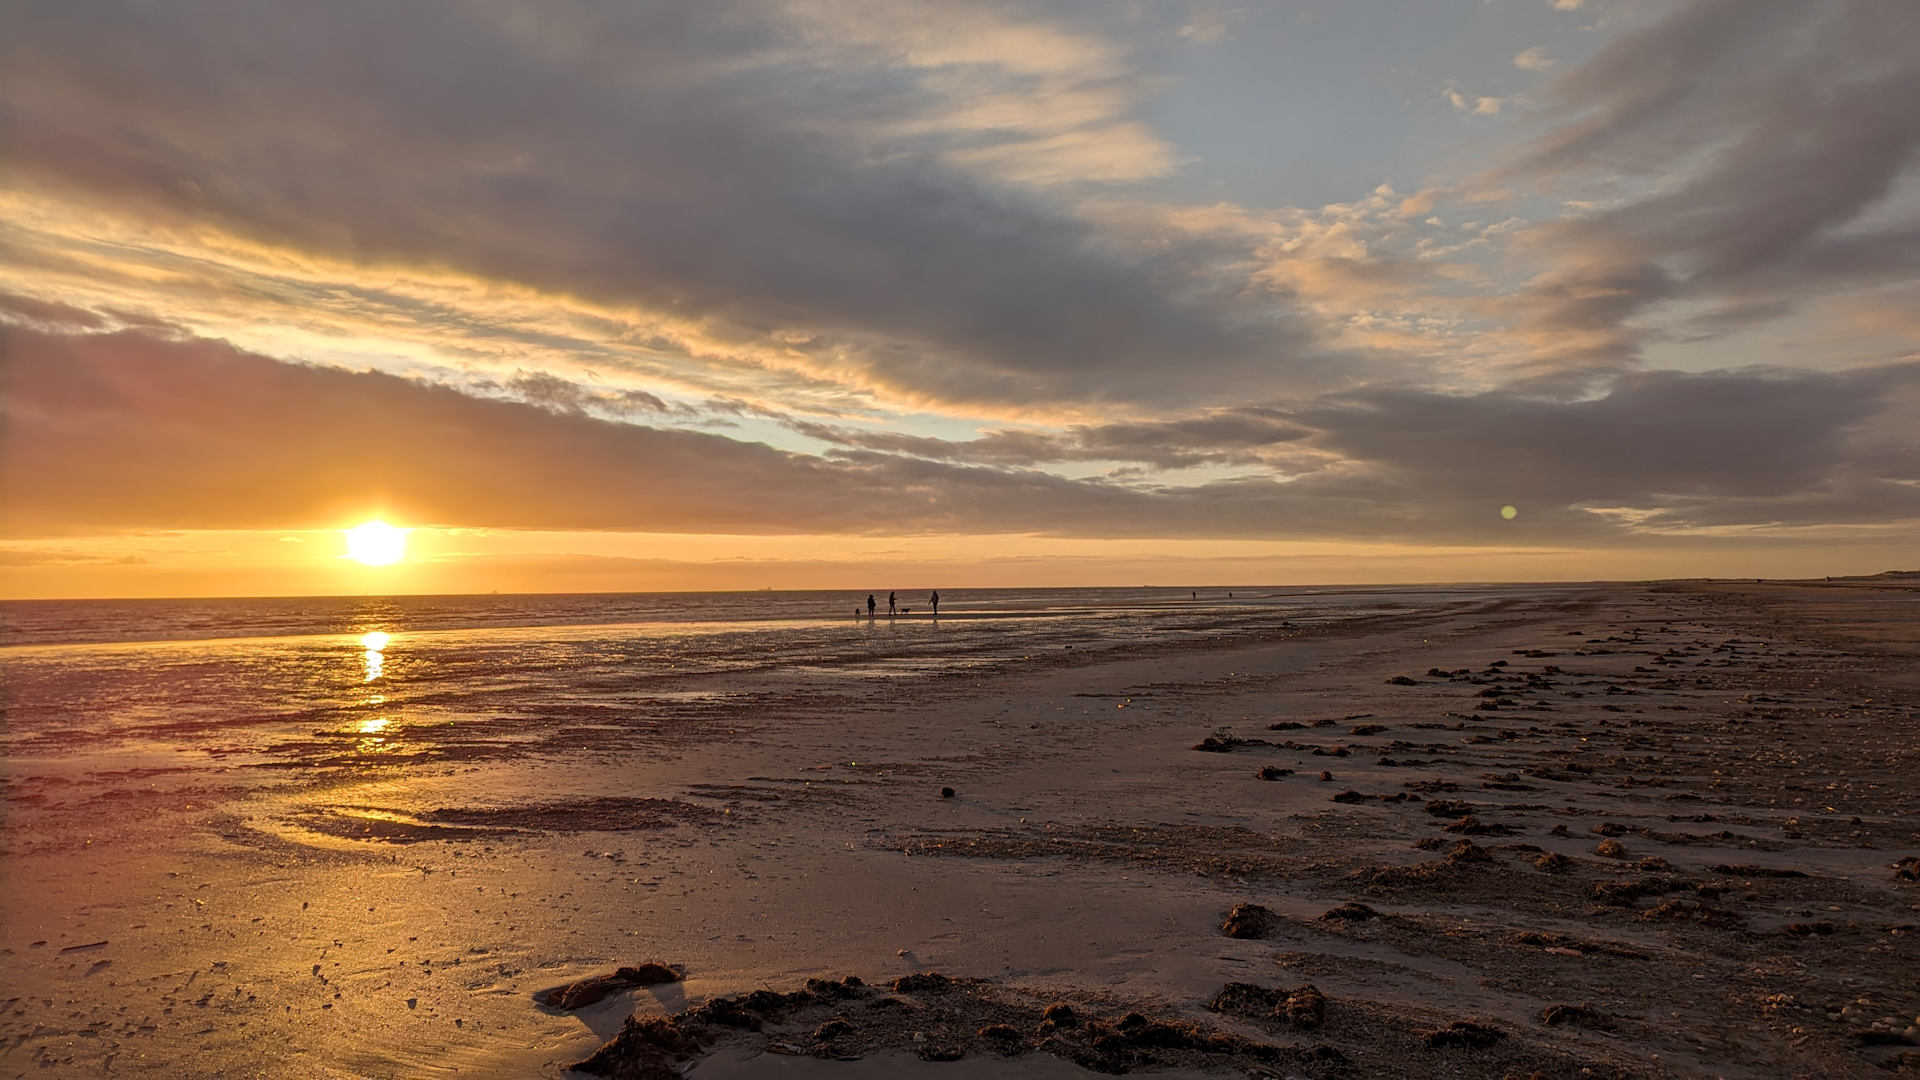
[344,521,409,566]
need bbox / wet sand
[4,580,1918,1077]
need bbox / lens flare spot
[1500,504,1518,520]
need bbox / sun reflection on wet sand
[354,715,394,753]
[361,630,390,682]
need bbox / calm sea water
[0,586,1503,782]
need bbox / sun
[344,521,410,566]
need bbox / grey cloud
[1497,1,1920,371]
[498,370,678,417]
[1298,366,1920,532]
[0,1,1317,409]
[0,291,108,331]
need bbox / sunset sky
[3,0,1917,598]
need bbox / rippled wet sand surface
[3,582,1916,1077]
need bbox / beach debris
[1588,877,1684,906]
[541,963,683,1009]
[1533,852,1573,872]
[584,971,1306,1076]
[1266,720,1306,730]
[1206,982,1327,1029]
[806,976,867,999]
[1443,816,1517,836]
[1349,723,1387,736]
[1851,1029,1920,1047]
[1446,840,1494,864]
[1278,986,1327,1028]
[978,1023,1023,1049]
[1422,1020,1505,1049]
[1207,982,1277,1014]
[1538,1003,1611,1029]
[1319,902,1380,921]
[1513,930,1649,959]
[1254,765,1292,780]
[1319,770,1333,781]
[890,972,953,993]
[1638,898,1740,925]
[1331,789,1367,804]
[1894,856,1919,882]
[1782,921,1837,936]
[1424,799,1476,818]
[1594,838,1629,859]
[571,1015,704,1077]
[1591,822,1630,837]
[1712,863,1806,878]
[1192,733,1267,752]
[1385,675,1419,685]
[1039,1003,1078,1031]
[939,787,955,798]
[812,1018,853,1042]
[1220,903,1276,938]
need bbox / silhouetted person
[888,591,896,616]
[930,591,940,616]
[867,594,876,618]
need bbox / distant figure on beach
[888,591,896,616]
[930,590,940,615]
[1191,590,1196,599]
[867,594,876,618]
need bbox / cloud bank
[1,1,1917,575]
[6,324,1912,547]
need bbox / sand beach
[3,579,1918,1078]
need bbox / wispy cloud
[1513,46,1555,71]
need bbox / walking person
[930,590,940,616]
[888,591,896,616]
[867,594,876,618]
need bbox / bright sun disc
[344,521,409,566]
